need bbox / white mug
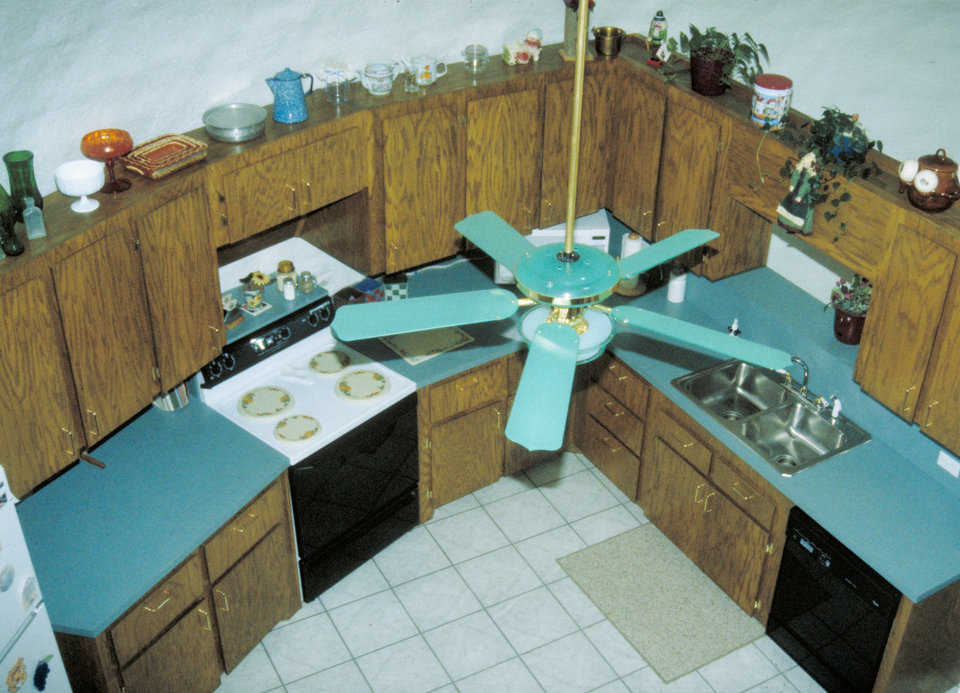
[411,55,447,86]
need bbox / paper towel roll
[667,270,687,303]
[619,232,648,290]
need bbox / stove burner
[238,386,294,418]
[274,415,321,443]
[335,369,390,400]
[309,350,351,375]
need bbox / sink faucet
[785,356,809,395]
[830,395,842,424]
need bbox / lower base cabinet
[56,475,300,693]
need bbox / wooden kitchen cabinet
[52,219,160,445]
[418,359,507,520]
[0,276,85,497]
[575,353,650,499]
[136,185,224,392]
[608,69,666,240]
[540,69,615,228]
[466,83,543,233]
[854,220,957,424]
[640,389,790,622]
[381,97,465,272]
[216,115,371,244]
[56,475,300,693]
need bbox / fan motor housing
[514,243,620,307]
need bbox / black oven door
[288,393,419,602]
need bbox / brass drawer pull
[143,589,172,614]
[603,401,624,417]
[87,410,101,438]
[599,435,621,453]
[681,440,695,449]
[456,376,480,392]
[208,325,220,333]
[703,491,717,513]
[901,385,916,413]
[924,400,939,427]
[694,482,708,504]
[215,588,230,612]
[730,481,755,502]
[287,184,298,211]
[197,607,213,632]
[230,512,259,535]
[61,427,75,455]
[607,363,628,381]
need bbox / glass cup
[462,44,490,74]
[325,79,351,104]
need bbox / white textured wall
[1,1,956,298]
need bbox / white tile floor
[213,452,959,693]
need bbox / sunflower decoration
[242,271,270,289]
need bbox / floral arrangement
[827,274,872,316]
[504,29,543,65]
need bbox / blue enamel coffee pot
[266,68,314,124]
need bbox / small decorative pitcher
[266,68,314,124]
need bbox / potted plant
[826,273,872,344]
[666,25,768,96]
[777,107,883,238]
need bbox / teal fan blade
[332,288,518,341]
[505,322,579,451]
[618,228,719,278]
[610,305,793,371]
[455,211,537,272]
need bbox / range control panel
[201,296,334,388]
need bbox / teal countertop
[17,403,289,637]
[352,254,960,604]
[16,245,960,639]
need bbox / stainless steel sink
[672,360,871,476]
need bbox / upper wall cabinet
[380,96,465,273]
[0,276,85,497]
[466,82,544,233]
[608,70,666,240]
[541,69,616,228]
[214,114,372,245]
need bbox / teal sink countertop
[352,254,960,604]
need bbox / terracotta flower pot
[833,308,866,344]
[690,54,729,96]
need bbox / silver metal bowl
[202,103,267,143]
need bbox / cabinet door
[52,224,159,443]
[915,262,960,450]
[0,277,84,496]
[642,437,708,558]
[854,223,955,421]
[120,597,221,693]
[541,73,611,227]
[654,101,721,242]
[298,123,368,213]
[382,104,464,272]
[137,187,224,391]
[428,403,504,507]
[609,73,665,239]
[702,196,771,280]
[214,524,300,672]
[466,87,543,232]
[222,147,301,241]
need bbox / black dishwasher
[767,506,901,692]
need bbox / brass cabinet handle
[61,427,75,455]
[220,213,228,227]
[287,184,298,211]
[87,410,101,438]
[599,435,621,453]
[208,325,220,333]
[902,385,917,413]
[681,440,695,449]
[694,482,708,504]
[143,589,172,613]
[457,376,480,392]
[230,512,259,534]
[197,607,213,632]
[924,400,939,427]
[607,363,628,381]
[703,491,717,513]
[603,401,623,417]
[215,588,230,612]
[730,481,755,502]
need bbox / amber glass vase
[3,150,43,223]
[81,129,133,193]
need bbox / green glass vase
[0,183,24,256]
[3,150,42,224]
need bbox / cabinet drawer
[595,356,649,418]
[585,384,644,455]
[711,456,775,530]
[427,360,506,422]
[651,407,711,475]
[111,553,205,667]
[579,414,641,499]
[205,479,285,582]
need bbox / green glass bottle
[0,183,23,256]
[3,150,43,224]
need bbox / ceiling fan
[332,1,792,451]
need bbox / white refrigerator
[0,466,70,692]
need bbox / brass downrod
[562,0,590,258]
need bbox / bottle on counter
[22,197,46,239]
[3,150,42,224]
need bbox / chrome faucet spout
[789,356,809,393]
